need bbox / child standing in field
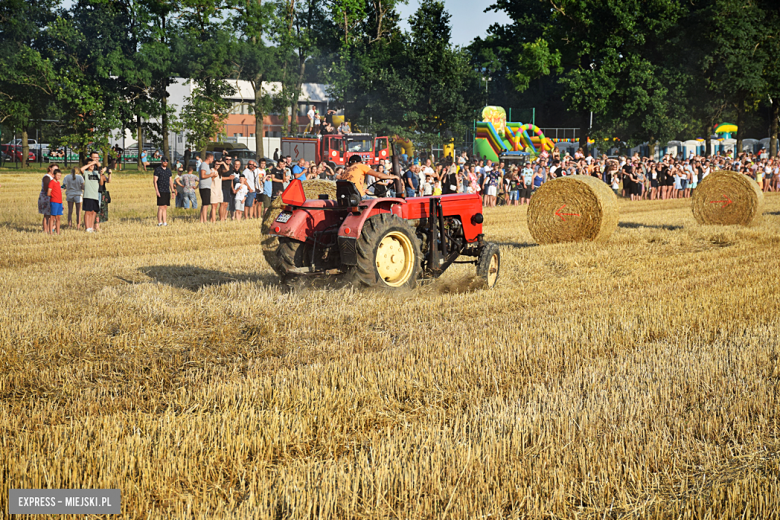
[63,168,84,228]
[47,169,63,235]
[233,175,248,221]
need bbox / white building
[110,78,334,159]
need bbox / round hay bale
[261,180,337,274]
[527,175,619,244]
[692,170,764,226]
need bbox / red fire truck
[280,133,391,168]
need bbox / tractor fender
[338,198,406,240]
[268,199,344,243]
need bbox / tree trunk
[290,98,298,135]
[704,121,712,157]
[292,59,307,135]
[162,96,170,161]
[578,111,589,156]
[648,137,656,160]
[280,82,289,137]
[736,94,745,158]
[770,98,778,158]
[254,80,265,159]
[21,129,28,168]
[137,115,144,169]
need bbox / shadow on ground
[0,222,42,233]
[495,241,538,249]
[767,211,780,216]
[618,222,683,231]
[135,265,279,291]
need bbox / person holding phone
[80,151,103,232]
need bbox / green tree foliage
[233,0,278,157]
[701,0,767,154]
[0,0,58,167]
[477,0,780,156]
[131,0,185,162]
[180,80,234,157]
[328,0,479,146]
[48,1,130,164]
[758,0,780,157]
[178,0,237,156]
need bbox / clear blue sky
[396,0,511,48]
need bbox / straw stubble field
[1,172,779,519]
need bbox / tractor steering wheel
[365,175,402,197]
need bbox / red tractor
[266,171,501,290]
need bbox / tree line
[0,0,481,167]
[2,0,778,168]
[472,0,780,157]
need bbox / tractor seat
[336,180,362,207]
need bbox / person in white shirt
[419,158,434,189]
[305,105,316,133]
[763,161,773,192]
[422,176,433,196]
[457,152,466,168]
[62,168,85,228]
[233,175,249,220]
[242,161,259,219]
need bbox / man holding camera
[80,151,104,233]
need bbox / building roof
[223,79,331,103]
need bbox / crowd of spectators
[385,148,780,205]
[165,147,780,226]
[38,144,778,233]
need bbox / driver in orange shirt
[337,155,401,198]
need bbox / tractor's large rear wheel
[354,214,421,289]
[277,238,308,273]
[262,236,286,277]
[476,242,500,289]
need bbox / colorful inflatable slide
[473,106,554,162]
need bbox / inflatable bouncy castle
[473,106,554,162]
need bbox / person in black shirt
[153,157,173,226]
[441,164,459,195]
[112,144,124,171]
[270,160,286,198]
[621,163,633,199]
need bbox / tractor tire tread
[475,242,500,289]
[353,213,421,289]
[277,238,306,274]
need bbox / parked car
[2,139,50,154]
[2,149,37,162]
[2,139,49,162]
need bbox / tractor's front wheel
[354,213,421,289]
[476,242,500,289]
